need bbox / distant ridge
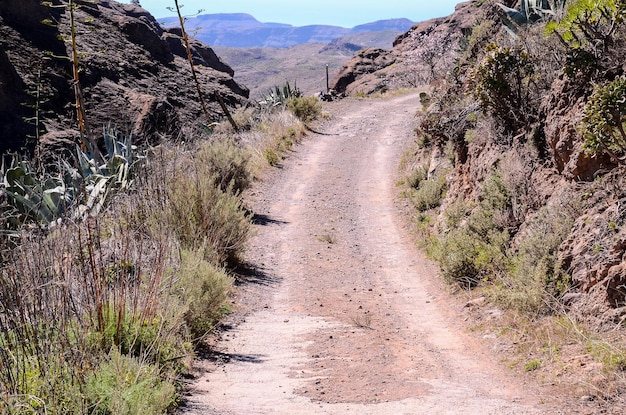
[158,13,414,48]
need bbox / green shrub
[263,147,281,166]
[419,92,432,111]
[471,44,537,131]
[86,307,190,374]
[286,96,322,123]
[444,198,469,229]
[524,358,542,372]
[586,340,626,371]
[426,170,513,288]
[582,76,626,161]
[176,249,233,341]
[406,163,429,189]
[0,349,84,414]
[86,349,176,415]
[427,229,483,287]
[410,172,447,211]
[196,139,252,194]
[166,168,251,265]
[491,195,581,312]
[416,133,432,149]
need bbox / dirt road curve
[182,92,561,414]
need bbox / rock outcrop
[331,48,396,95]
[330,1,480,95]
[0,0,249,155]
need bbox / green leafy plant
[546,0,626,77]
[581,75,626,162]
[258,81,302,108]
[287,96,322,123]
[546,0,625,49]
[471,44,538,131]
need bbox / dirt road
[182,92,561,414]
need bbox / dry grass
[0,135,255,413]
[484,309,626,408]
[233,109,307,175]
[351,313,373,329]
[0,92,310,412]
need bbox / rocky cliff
[0,0,249,156]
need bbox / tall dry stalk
[68,0,103,164]
[172,0,239,131]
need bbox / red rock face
[0,0,249,155]
[540,76,616,181]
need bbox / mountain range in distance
[158,13,415,48]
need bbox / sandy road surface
[181,92,563,414]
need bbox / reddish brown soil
[180,92,573,414]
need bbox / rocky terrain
[0,0,249,156]
[2,0,626,413]
[330,0,478,95]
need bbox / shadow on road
[234,261,279,286]
[251,213,289,226]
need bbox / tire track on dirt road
[182,92,562,414]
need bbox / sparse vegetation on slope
[375,0,626,408]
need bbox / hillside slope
[334,0,626,326]
[0,0,249,155]
[158,13,414,48]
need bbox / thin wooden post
[326,64,329,94]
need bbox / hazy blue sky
[128,0,463,27]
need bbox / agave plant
[497,0,567,35]
[74,127,137,218]
[2,156,73,226]
[1,127,139,227]
[258,81,302,108]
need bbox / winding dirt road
[182,92,563,414]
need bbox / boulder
[541,76,616,181]
[330,48,396,94]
